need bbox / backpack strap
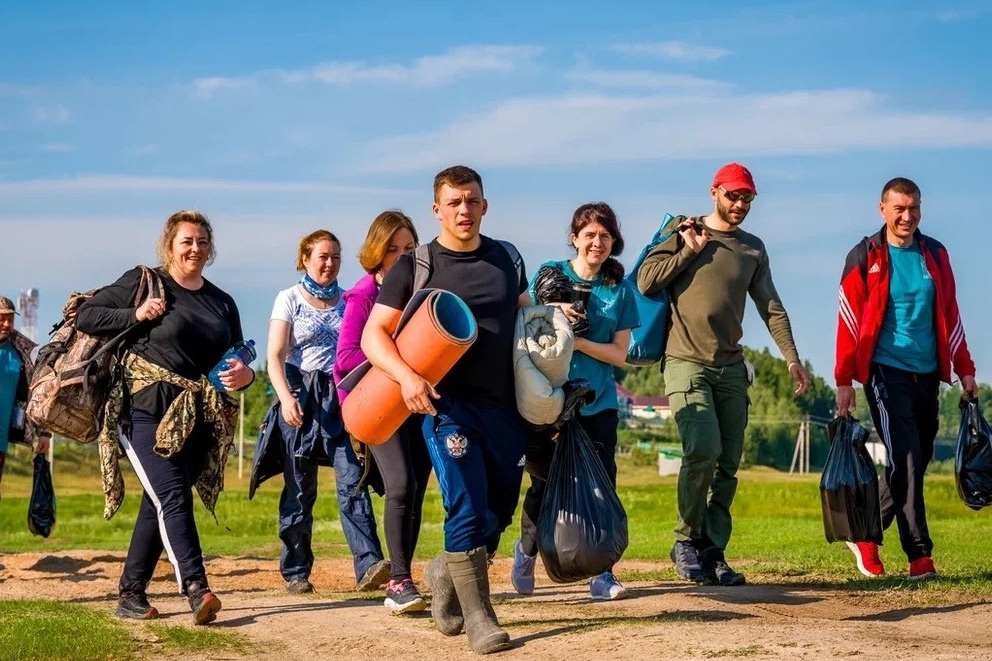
[412,243,433,293]
[411,240,523,294]
[496,239,524,285]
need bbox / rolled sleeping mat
[513,305,574,426]
[341,288,477,445]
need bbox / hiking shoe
[384,578,427,614]
[357,559,391,591]
[702,559,747,586]
[589,572,628,600]
[286,578,314,594]
[670,541,704,582]
[115,591,159,620]
[187,581,222,625]
[846,541,884,577]
[510,539,536,595]
[908,556,937,580]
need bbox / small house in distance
[629,395,671,420]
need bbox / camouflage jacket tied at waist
[98,351,239,520]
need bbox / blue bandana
[299,274,340,301]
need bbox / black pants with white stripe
[863,362,939,562]
[118,409,209,596]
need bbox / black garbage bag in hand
[28,454,56,538]
[537,417,628,583]
[820,416,882,544]
[955,398,992,511]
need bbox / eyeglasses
[719,187,756,204]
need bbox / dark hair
[570,202,625,285]
[881,177,921,201]
[296,229,340,272]
[433,165,484,201]
[358,210,419,273]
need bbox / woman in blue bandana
[266,229,388,595]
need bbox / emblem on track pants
[445,433,468,458]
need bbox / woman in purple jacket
[334,210,431,613]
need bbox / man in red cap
[0,295,52,571]
[637,163,809,586]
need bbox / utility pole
[790,415,811,475]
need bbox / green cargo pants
[664,356,749,551]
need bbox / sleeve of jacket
[936,245,976,379]
[835,244,866,387]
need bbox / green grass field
[3,440,991,585]
[1,440,992,660]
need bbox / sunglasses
[719,187,756,204]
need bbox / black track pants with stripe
[864,362,939,562]
[118,409,208,595]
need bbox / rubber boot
[425,554,463,635]
[445,547,511,654]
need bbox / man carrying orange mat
[361,165,530,655]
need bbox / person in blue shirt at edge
[510,202,640,601]
[0,295,52,572]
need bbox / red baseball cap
[712,163,757,195]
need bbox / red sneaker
[845,541,884,577]
[908,556,936,580]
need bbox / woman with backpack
[76,209,254,625]
[333,210,432,613]
[266,229,388,595]
[510,202,640,601]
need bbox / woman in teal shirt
[511,202,639,601]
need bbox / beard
[717,198,749,226]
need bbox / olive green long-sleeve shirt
[637,221,800,368]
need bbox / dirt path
[2,551,991,660]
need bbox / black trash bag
[28,454,56,538]
[955,398,992,511]
[537,416,628,583]
[819,415,882,544]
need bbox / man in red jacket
[835,177,978,580]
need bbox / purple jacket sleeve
[333,275,378,387]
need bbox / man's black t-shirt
[376,236,527,408]
[76,266,244,417]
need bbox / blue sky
[2,1,990,386]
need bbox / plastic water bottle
[208,339,256,392]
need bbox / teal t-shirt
[529,260,640,415]
[0,340,23,453]
[873,243,938,374]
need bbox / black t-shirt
[376,236,527,408]
[75,266,244,416]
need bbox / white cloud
[567,68,726,90]
[33,105,71,124]
[191,45,543,97]
[614,41,730,63]
[358,88,992,172]
[40,143,74,153]
[0,175,407,195]
[935,9,983,22]
[192,76,258,98]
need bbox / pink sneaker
[908,556,936,580]
[845,541,884,577]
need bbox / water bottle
[208,339,256,392]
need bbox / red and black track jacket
[835,225,974,387]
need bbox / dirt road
[2,552,990,660]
